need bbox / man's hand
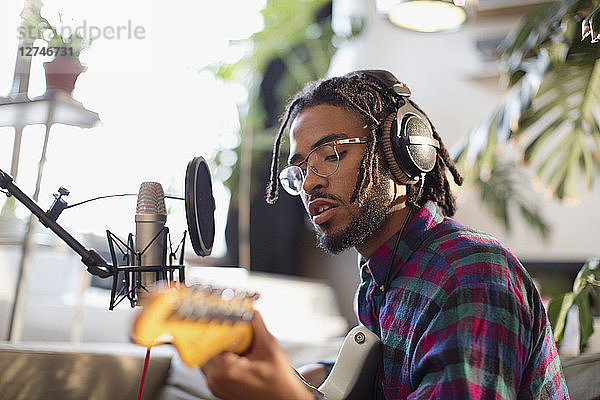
[201,311,314,400]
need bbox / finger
[201,352,250,399]
[201,352,240,377]
[246,312,295,375]
[249,310,275,348]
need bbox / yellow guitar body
[132,285,256,368]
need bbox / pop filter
[185,156,215,256]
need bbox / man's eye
[325,154,338,162]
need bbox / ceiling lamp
[388,0,468,33]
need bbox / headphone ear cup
[381,112,419,185]
[381,104,439,185]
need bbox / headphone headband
[349,69,438,185]
[352,69,412,97]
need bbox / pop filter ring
[185,156,215,256]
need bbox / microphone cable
[64,193,184,209]
[137,347,152,400]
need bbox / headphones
[351,70,440,185]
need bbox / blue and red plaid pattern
[355,201,569,399]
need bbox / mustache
[307,192,345,205]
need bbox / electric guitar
[132,285,381,400]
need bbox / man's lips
[308,199,339,225]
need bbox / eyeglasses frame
[279,136,369,195]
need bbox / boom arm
[0,168,112,278]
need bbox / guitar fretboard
[168,285,260,322]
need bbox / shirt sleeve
[405,281,562,399]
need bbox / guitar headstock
[132,284,259,367]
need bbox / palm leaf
[518,59,600,200]
[472,160,550,238]
[499,1,577,83]
[454,0,600,229]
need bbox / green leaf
[594,134,600,174]
[518,203,550,239]
[535,130,574,182]
[554,149,580,200]
[508,70,527,87]
[581,59,600,121]
[479,175,511,231]
[500,2,556,63]
[518,92,563,132]
[547,292,576,346]
[592,15,600,40]
[1,196,16,216]
[575,290,594,352]
[573,258,592,293]
[578,133,595,191]
[473,161,550,237]
[522,118,564,162]
[480,119,498,173]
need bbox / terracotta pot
[43,57,85,93]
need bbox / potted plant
[20,0,92,93]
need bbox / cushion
[0,342,172,400]
[562,352,600,400]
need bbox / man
[202,70,570,399]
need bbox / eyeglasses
[279,137,369,196]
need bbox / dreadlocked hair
[265,71,463,217]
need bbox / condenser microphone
[135,182,168,292]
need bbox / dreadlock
[265,71,463,217]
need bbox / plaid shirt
[355,201,569,399]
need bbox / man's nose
[302,166,328,194]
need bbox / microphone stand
[0,168,113,278]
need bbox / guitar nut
[354,332,366,344]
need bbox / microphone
[135,182,168,293]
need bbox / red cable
[137,347,152,400]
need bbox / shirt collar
[360,200,445,286]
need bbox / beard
[314,183,393,254]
